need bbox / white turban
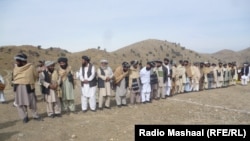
[45,61,55,67]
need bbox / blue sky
[0,0,249,53]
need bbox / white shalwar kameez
[79,65,97,111]
[140,67,151,102]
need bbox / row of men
[11,53,249,123]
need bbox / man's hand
[37,70,43,73]
[49,84,57,90]
[83,80,89,83]
[106,77,110,81]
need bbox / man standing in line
[97,59,113,110]
[37,60,46,101]
[184,60,193,92]
[223,63,229,87]
[128,60,141,105]
[211,63,218,89]
[58,57,76,114]
[240,62,249,86]
[203,62,210,90]
[248,63,250,82]
[149,61,158,100]
[191,62,201,92]
[231,62,238,85]
[12,53,42,123]
[140,62,153,103]
[216,62,224,88]
[79,56,97,112]
[163,58,172,97]
[170,61,177,95]
[227,63,233,86]
[154,60,168,99]
[199,62,205,91]
[40,61,62,118]
[0,73,7,104]
[113,62,130,107]
[176,60,186,94]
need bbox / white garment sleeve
[0,75,4,84]
[108,67,114,78]
[79,67,84,81]
[40,72,50,88]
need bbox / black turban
[130,60,139,66]
[14,53,27,61]
[82,56,90,62]
[58,57,68,63]
[164,58,169,61]
[122,61,130,68]
[147,61,155,67]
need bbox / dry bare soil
[0,80,250,141]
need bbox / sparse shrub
[160,45,163,51]
[64,50,69,53]
[35,52,40,57]
[0,48,4,52]
[19,50,22,53]
[60,52,66,57]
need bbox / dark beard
[82,63,87,67]
[17,62,25,67]
[48,69,54,73]
[60,65,67,69]
[146,67,151,71]
[17,64,22,67]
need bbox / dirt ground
[0,77,250,141]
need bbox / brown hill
[3,39,249,76]
[70,39,218,70]
[112,39,217,65]
[67,48,118,71]
[207,47,250,66]
[238,47,250,63]
[0,45,71,71]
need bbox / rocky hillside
[1,39,249,76]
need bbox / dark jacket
[82,63,97,87]
[241,66,249,76]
